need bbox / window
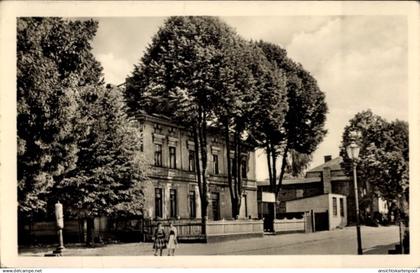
[169,146,176,169]
[155,188,163,218]
[188,150,195,172]
[241,159,247,178]
[213,154,219,175]
[170,189,177,218]
[332,197,337,216]
[340,198,344,217]
[189,190,196,218]
[154,144,162,167]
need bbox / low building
[285,193,347,231]
[258,155,388,230]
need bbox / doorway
[262,202,274,232]
[314,211,329,231]
[209,192,220,221]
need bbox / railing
[144,219,204,241]
[273,218,305,234]
[206,219,264,236]
[21,218,265,245]
[20,220,83,245]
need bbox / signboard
[262,192,276,203]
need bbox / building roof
[258,176,321,186]
[306,156,343,173]
[256,156,348,186]
[285,192,347,203]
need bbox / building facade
[137,112,258,222]
[285,193,347,231]
[258,155,387,227]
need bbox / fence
[19,217,140,245]
[205,219,264,242]
[143,219,204,242]
[20,219,83,245]
[140,218,264,242]
[20,217,265,245]
[273,217,306,234]
[206,219,263,235]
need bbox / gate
[262,203,274,232]
[314,212,329,231]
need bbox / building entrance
[262,202,274,232]
[209,192,220,221]
[314,211,329,231]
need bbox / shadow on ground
[363,243,401,254]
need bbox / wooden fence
[21,218,265,245]
[273,218,306,234]
[206,219,263,235]
[143,219,204,242]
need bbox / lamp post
[346,133,363,255]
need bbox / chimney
[324,155,332,163]
[322,167,332,194]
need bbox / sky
[91,16,408,180]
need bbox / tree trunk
[266,142,273,188]
[193,126,202,197]
[197,112,208,234]
[276,145,289,196]
[78,218,85,244]
[86,217,95,247]
[225,121,237,218]
[236,129,242,219]
[271,142,277,194]
[193,124,206,234]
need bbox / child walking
[166,222,178,256]
[152,223,166,256]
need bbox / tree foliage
[54,85,148,218]
[213,39,288,217]
[17,18,148,225]
[252,41,328,195]
[17,17,103,217]
[126,16,244,224]
[126,17,328,219]
[339,110,409,208]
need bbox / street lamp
[346,133,363,255]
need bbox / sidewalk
[19,225,400,256]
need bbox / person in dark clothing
[153,223,166,256]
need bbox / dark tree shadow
[364,243,406,255]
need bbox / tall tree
[17,17,103,218]
[339,110,409,220]
[252,41,328,197]
[125,16,241,229]
[18,18,148,247]
[213,39,287,218]
[54,85,148,245]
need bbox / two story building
[135,111,259,224]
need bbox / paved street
[19,225,401,256]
